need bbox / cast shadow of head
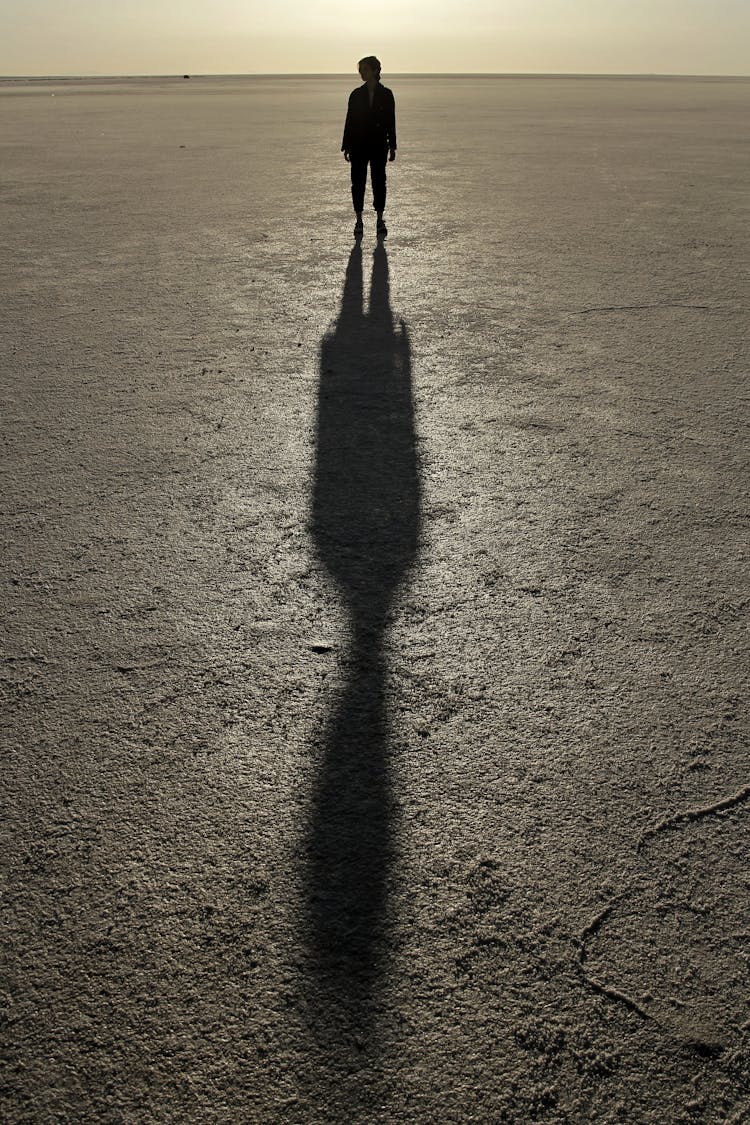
[306,240,420,1048]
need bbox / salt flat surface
[2,75,749,1122]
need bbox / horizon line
[2,70,749,81]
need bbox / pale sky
[2,0,748,77]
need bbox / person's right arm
[342,91,354,160]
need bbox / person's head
[358,56,381,83]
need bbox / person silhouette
[341,56,397,239]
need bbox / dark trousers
[350,146,388,213]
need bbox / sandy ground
[1,74,749,1123]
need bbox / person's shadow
[306,240,420,1044]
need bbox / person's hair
[358,56,381,79]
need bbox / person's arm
[342,92,354,158]
[388,90,397,160]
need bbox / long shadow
[306,241,420,1043]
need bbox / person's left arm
[388,89,397,161]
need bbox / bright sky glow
[2,0,748,76]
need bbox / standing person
[342,56,397,239]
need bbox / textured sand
[2,75,749,1122]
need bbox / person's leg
[350,152,367,225]
[369,147,388,215]
[369,147,389,235]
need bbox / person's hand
[389,148,396,162]
[343,150,351,162]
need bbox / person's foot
[376,217,388,237]
[354,217,363,237]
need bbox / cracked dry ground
[2,77,749,1122]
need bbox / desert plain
[1,74,749,1122]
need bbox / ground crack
[574,900,649,1020]
[573,303,714,315]
[638,782,750,852]
[573,769,750,1028]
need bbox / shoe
[354,219,363,237]
[376,218,388,237]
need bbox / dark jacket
[341,82,397,152]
